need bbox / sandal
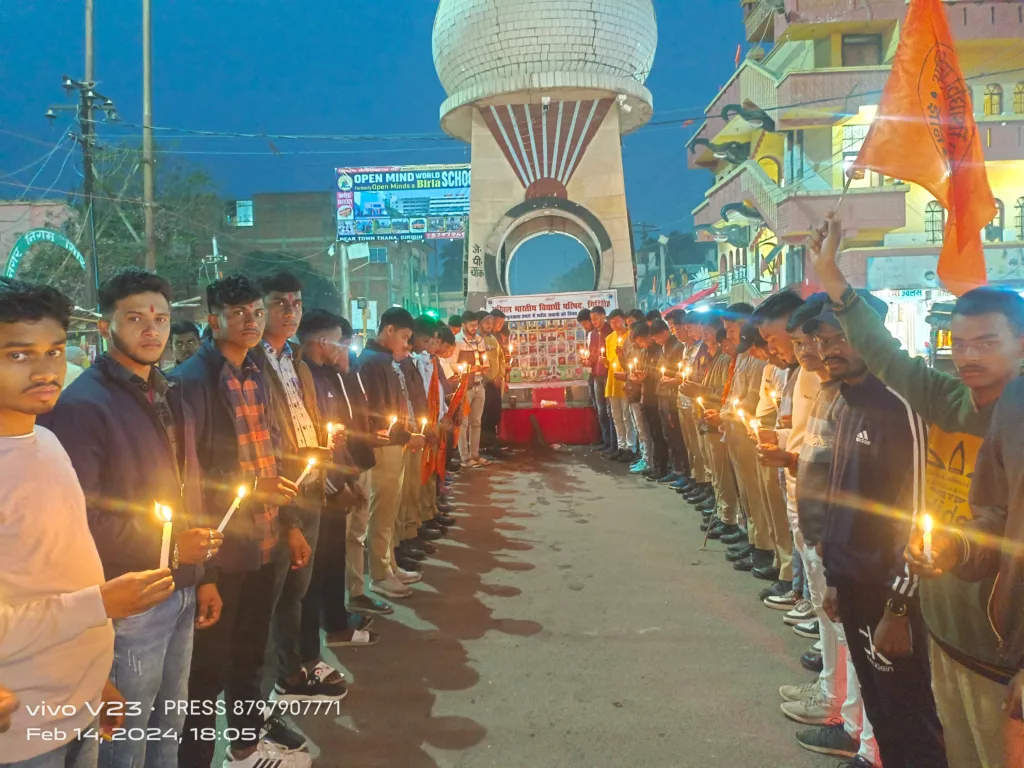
[326,628,380,647]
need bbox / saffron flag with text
[850,0,994,294]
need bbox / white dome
[433,0,657,138]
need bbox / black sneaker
[752,564,781,581]
[347,594,394,616]
[800,649,823,673]
[274,665,348,702]
[733,555,755,571]
[435,514,457,527]
[261,714,308,752]
[795,724,859,758]
[396,555,421,572]
[720,528,747,545]
[725,545,754,563]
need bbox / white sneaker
[394,567,422,585]
[779,680,822,702]
[370,575,412,599]
[224,738,312,767]
[784,599,816,625]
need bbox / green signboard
[4,228,86,279]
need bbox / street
[294,449,827,768]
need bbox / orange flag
[850,0,995,295]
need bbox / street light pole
[142,0,157,271]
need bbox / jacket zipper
[986,571,1005,650]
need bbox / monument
[432,0,657,307]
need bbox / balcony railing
[744,0,783,43]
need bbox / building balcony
[693,160,909,243]
[840,240,1024,290]
[744,0,783,43]
[775,66,891,128]
[978,115,1024,162]
[776,0,906,41]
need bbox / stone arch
[482,196,613,296]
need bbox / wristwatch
[885,597,909,617]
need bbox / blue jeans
[101,586,195,768]
[591,374,614,448]
[3,725,99,768]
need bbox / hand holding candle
[155,503,173,569]
[217,485,249,533]
[294,457,318,486]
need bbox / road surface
[296,448,828,768]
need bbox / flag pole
[833,172,854,219]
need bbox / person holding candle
[810,214,1024,768]
[654,313,689,485]
[297,309,381,646]
[0,277,177,768]
[673,314,713,500]
[358,307,425,601]
[586,305,616,454]
[453,310,489,468]
[797,294,945,768]
[480,311,507,458]
[394,317,441,570]
[602,309,635,463]
[631,321,668,480]
[171,275,310,767]
[40,267,227,768]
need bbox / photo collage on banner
[485,291,617,388]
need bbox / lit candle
[419,417,427,435]
[750,417,760,432]
[388,414,398,434]
[922,514,934,563]
[295,457,318,486]
[612,361,618,371]
[770,389,780,405]
[217,485,249,532]
[600,346,605,356]
[326,422,336,449]
[685,366,692,377]
[156,503,173,569]
[732,397,740,409]
[737,407,745,421]
[696,396,704,413]
[660,366,666,376]
[628,362,634,374]
[459,363,467,375]
[677,362,683,373]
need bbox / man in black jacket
[171,275,308,768]
[357,307,425,600]
[42,267,223,768]
[297,309,380,647]
[806,299,947,768]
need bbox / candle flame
[770,390,779,399]
[389,415,397,425]
[922,514,934,534]
[236,485,248,499]
[307,457,318,467]
[697,396,704,405]
[156,504,173,522]
[732,398,740,407]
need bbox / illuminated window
[925,201,945,244]
[984,84,1003,116]
[1015,84,1024,114]
[1015,197,1024,240]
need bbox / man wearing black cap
[804,293,946,768]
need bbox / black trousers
[834,577,948,768]
[642,402,668,476]
[301,504,351,659]
[180,560,282,764]
[659,397,689,475]
[481,380,502,448]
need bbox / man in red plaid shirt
[172,275,309,768]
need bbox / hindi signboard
[486,290,617,388]
[335,164,470,242]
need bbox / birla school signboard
[335,164,470,242]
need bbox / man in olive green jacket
[808,214,1024,768]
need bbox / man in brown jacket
[253,272,348,715]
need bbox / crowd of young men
[0,268,509,768]
[578,214,1024,768]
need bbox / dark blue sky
[2,0,742,236]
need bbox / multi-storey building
[688,0,1024,354]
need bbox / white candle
[156,503,173,569]
[696,396,704,413]
[660,366,666,376]
[737,407,745,421]
[922,514,934,563]
[387,414,398,434]
[419,417,427,435]
[295,457,318,486]
[217,485,248,533]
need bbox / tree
[18,143,222,305]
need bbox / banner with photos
[485,290,617,389]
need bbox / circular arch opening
[507,232,596,295]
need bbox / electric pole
[142,0,157,271]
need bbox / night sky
[2,1,742,279]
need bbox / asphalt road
[295,447,831,768]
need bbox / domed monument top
[433,0,657,139]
